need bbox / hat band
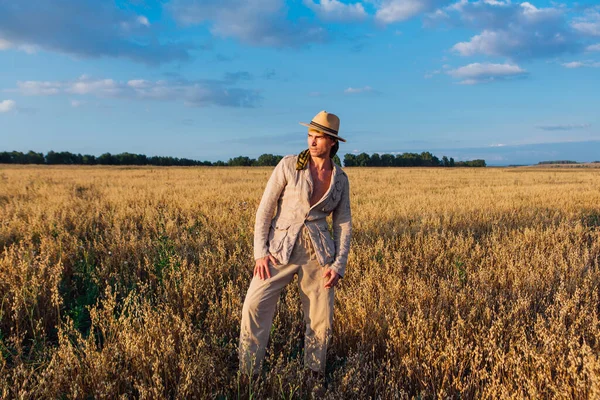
[309,121,338,136]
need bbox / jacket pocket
[318,225,335,259]
[269,222,290,253]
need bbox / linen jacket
[254,155,352,277]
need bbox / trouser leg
[297,231,335,373]
[239,262,297,375]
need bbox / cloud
[375,0,453,23]
[572,8,600,36]
[424,69,442,78]
[0,0,192,65]
[587,43,600,52]
[537,123,591,131]
[0,99,16,113]
[304,0,368,22]
[444,1,582,60]
[70,100,85,108]
[447,62,527,84]
[137,16,151,27]
[169,0,326,47]
[562,60,600,68]
[344,85,376,94]
[10,75,261,108]
[0,38,11,50]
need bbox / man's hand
[254,254,278,280]
[323,268,340,289]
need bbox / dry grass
[1,165,600,399]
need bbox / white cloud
[170,0,325,47]
[10,75,261,108]
[344,85,375,94]
[452,30,506,56]
[375,0,452,23]
[0,37,38,53]
[68,78,120,95]
[561,60,600,68]
[447,62,527,84]
[0,99,16,113]
[70,100,85,108]
[0,38,11,50]
[587,43,600,52]
[424,69,441,78]
[137,16,150,27]
[572,9,600,37]
[304,0,368,22]
[443,1,580,61]
[15,81,61,95]
[0,1,191,64]
[127,79,150,88]
[562,61,584,68]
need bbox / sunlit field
[1,165,600,399]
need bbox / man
[239,110,352,377]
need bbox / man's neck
[310,156,332,171]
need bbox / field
[1,165,600,399]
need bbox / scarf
[296,141,339,170]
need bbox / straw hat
[299,110,346,142]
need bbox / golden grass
[1,165,600,399]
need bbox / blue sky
[1,0,599,165]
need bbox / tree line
[344,152,486,167]
[0,151,286,167]
[0,150,486,167]
[537,160,577,165]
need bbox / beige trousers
[239,227,334,375]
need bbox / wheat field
[1,165,600,399]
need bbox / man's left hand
[323,268,340,289]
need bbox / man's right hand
[254,254,279,280]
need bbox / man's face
[307,129,335,158]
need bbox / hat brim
[299,122,346,142]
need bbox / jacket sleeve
[330,175,352,277]
[253,158,288,260]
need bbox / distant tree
[333,154,341,166]
[45,150,80,164]
[455,159,486,167]
[421,151,440,167]
[381,154,394,167]
[449,157,455,167]
[97,153,116,165]
[442,156,449,167]
[26,151,45,164]
[402,153,421,167]
[214,160,226,166]
[228,156,255,166]
[115,152,147,165]
[356,152,370,167]
[537,160,577,165]
[257,154,283,166]
[10,151,27,164]
[394,154,405,167]
[370,153,381,167]
[343,154,357,167]
[82,154,97,165]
